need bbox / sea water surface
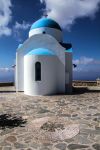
[0,72,14,83]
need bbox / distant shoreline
[0,82,14,87]
[0,80,97,83]
[0,80,98,87]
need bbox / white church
[15,18,73,96]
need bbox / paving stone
[95,126,100,130]
[93,118,100,122]
[65,138,74,143]
[74,135,92,144]
[72,114,78,117]
[57,102,66,106]
[0,129,14,136]
[0,142,11,147]
[55,143,67,150]
[95,135,100,142]
[39,147,51,150]
[89,106,97,109]
[30,143,40,149]
[80,128,100,135]
[62,114,71,117]
[93,113,100,116]
[67,144,89,150]
[0,87,100,149]
[42,143,53,147]
[5,136,17,143]
[38,108,50,113]
[87,114,92,116]
[14,142,27,149]
[92,143,100,150]
[3,147,12,150]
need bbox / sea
[0,71,98,83]
[0,72,14,83]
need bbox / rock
[55,143,66,150]
[92,144,100,150]
[68,144,89,150]
[5,136,17,143]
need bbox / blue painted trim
[30,18,61,31]
[18,44,22,49]
[65,48,73,53]
[27,48,56,56]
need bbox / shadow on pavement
[0,114,27,129]
[0,91,16,93]
[72,87,100,95]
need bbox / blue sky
[0,0,100,82]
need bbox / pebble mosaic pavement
[0,86,100,150]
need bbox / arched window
[35,62,41,81]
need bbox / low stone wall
[73,81,97,87]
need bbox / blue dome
[30,18,61,31]
[27,48,56,56]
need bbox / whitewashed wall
[29,27,62,42]
[24,55,59,95]
[16,34,65,92]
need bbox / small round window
[43,31,46,34]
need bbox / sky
[0,0,100,82]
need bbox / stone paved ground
[0,87,100,150]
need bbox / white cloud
[40,0,100,29]
[73,57,94,65]
[0,0,12,36]
[73,57,100,65]
[14,21,31,30]
[13,21,31,42]
[73,67,82,72]
[0,68,13,72]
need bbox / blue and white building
[16,18,73,96]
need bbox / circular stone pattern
[28,117,79,142]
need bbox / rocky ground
[0,86,100,150]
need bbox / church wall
[16,34,65,91]
[56,57,65,93]
[16,52,24,91]
[65,52,73,93]
[29,27,62,42]
[24,55,59,95]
